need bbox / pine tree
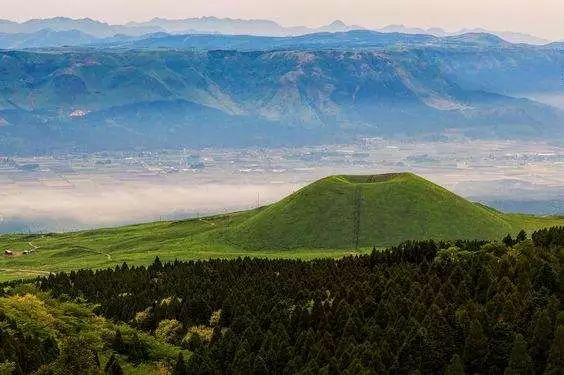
[516,230,527,243]
[232,346,253,375]
[104,354,123,375]
[529,309,553,373]
[463,319,488,373]
[185,348,214,375]
[153,256,163,269]
[504,334,534,375]
[344,358,370,375]
[488,321,514,372]
[533,263,559,293]
[445,354,465,375]
[424,304,455,371]
[503,234,514,247]
[112,330,124,353]
[172,353,187,375]
[252,354,269,375]
[544,326,564,375]
[128,333,148,365]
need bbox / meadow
[0,212,372,281]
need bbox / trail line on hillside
[76,247,112,261]
[28,241,40,251]
[92,250,112,261]
[27,235,45,252]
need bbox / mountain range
[0,20,562,155]
[88,30,517,50]
[0,17,556,47]
[0,32,562,154]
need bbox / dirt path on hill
[81,248,112,260]
[28,241,40,251]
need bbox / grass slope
[1,173,563,281]
[223,173,554,249]
[0,210,361,282]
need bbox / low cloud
[0,182,301,230]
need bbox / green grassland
[1,173,563,281]
[0,212,371,282]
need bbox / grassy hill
[221,173,557,249]
[1,173,563,281]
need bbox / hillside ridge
[1,47,562,154]
[221,173,522,249]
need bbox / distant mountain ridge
[0,16,360,39]
[0,29,98,49]
[380,24,550,45]
[0,19,561,155]
[0,17,164,37]
[0,16,555,45]
[1,27,557,51]
[0,44,562,154]
[88,30,516,50]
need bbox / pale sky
[2,0,563,40]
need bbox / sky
[1,0,563,40]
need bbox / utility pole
[257,192,260,208]
[354,186,361,250]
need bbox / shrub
[155,319,184,345]
[181,325,214,350]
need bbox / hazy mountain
[0,16,358,38]
[458,28,549,45]
[126,16,307,36]
[547,41,564,49]
[124,17,361,36]
[90,29,527,51]
[0,29,98,49]
[92,30,439,50]
[0,17,164,37]
[0,27,548,51]
[0,17,554,45]
[317,20,364,33]
[442,32,510,47]
[0,19,19,31]
[378,24,550,45]
[379,24,436,35]
[0,42,562,154]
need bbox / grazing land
[1,173,563,281]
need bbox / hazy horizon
[1,0,563,40]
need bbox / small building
[4,250,13,256]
